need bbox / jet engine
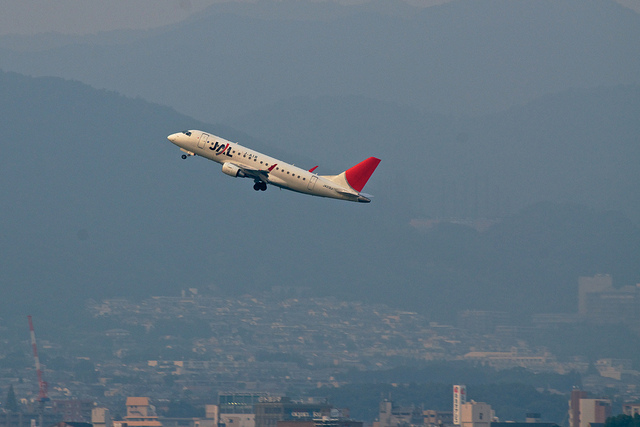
[221,162,246,178]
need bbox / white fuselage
[168,130,371,202]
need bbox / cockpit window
[181,130,192,136]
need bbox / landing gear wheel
[254,182,267,191]
[181,154,187,159]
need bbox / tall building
[578,275,640,325]
[217,392,269,427]
[220,393,268,414]
[578,400,611,427]
[578,275,613,316]
[584,287,639,324]
[579,275,613,315]
[569,390,588,427]
[459,402,492,427]
[373,399,421,427]
[124,397,162,427]
[568,390,611,427]
[92,408,113,427]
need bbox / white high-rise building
[460,402,492,427]
[578,399,611,427]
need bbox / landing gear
[181,154,187,159]
[253,182,267,191]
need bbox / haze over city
[1,0,640,424]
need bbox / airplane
[167,130,380,203]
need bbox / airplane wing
[230,162,277,182]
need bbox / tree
[605,414,640,427]
[6,384,19,412]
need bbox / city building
[51,421,93,427]
[462,348,553,371]
[254,397,331,427]
[373,399,422,427]
[459,402,493,427]
[622,403,640,416]
[595,359,638,381]
[578,275,614,316]
[217,392,268,427]
[92,408,113,427]
[219,413,256,427]
[578,399,611,427]
[578,275,640,325]
[123,397,163,427]
[492,422,558,427]
[423,410,453,427]
[492,414,559,427]
[220,393,268,414]
[458,311,511,335]
[0,412,62,427]
[147,361,184,376]
[568,390,611,427]
[278,418,362,427]
[52,400,94,423]
[569,390,588,427]
[159,417,200,427]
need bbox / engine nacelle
[221,162,246,178]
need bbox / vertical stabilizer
[344,157,381,192]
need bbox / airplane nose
[167,133,178,143]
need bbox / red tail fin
[344,157,381,192]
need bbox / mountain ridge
[1,0,638,121]
[1,70,639,328]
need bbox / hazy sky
[0,0,222,35]
[1,0,639,333]
[9,0,639,36]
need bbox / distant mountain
[0,0,638,121]
[1,70,639,336]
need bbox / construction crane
[27,315,49,405]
